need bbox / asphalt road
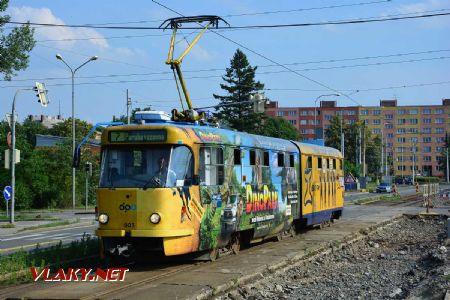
[0,223,97,254]
[0,185,428,254]
[344,185,417,202]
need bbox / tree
[439,132,450,179]
[0,0,36,80]
[49,118,93,140]
[260,117,300,141]
[325,117,381,177]
[213,49,265,134]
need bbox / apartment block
[265,99,450,177]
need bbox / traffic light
[85,162,93,176]
[34,82,49,107]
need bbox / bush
[415,176,440,183]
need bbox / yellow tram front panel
[96,187,201,256]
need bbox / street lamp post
[56,54,98,209]
[10,83,49,223]
[314,94,339,140]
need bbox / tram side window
[249,150,256,165]
[317,157,322,169]
[263,151,270,166]
[307,156,312,169]
[339,159,343,170]
[333,159,336,170]
[289,154,295,167]
[200,147,224,186]
[278,153,285,167]
[329,158,334,170]
[234,149,241,165]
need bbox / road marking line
[1,233,44,241]
[27,233,70,241]
[0,224,96,240]
[0,237,98,253]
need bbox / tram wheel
[231,235,240,255]
[276,232,283,242]
[209,248,219,261]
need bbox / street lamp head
[90,56,98,61]
[56,53,63,60]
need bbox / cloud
[178,39,213,61]
[394,0,450,28]
[396,0,447,14]
[10,6,109,49]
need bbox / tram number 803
[124,222,135,228]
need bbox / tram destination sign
[109,130,167,143]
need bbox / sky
[1,0,450,124]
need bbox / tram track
[2,204,447,300]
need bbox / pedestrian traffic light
[34,82,49,107]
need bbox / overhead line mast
[159,15,229,122]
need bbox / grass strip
[17,218,80,232]
[0,234,99,284]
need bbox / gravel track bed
[219,216,449,300]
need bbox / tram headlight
[150,213,161,224]
[98,213,109,224]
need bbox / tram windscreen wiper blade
[142,177,162,190]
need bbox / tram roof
[104,122,342,157]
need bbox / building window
[346,110,356,116]
[409,119,418,125]
[436,128,444,134]
[385,114,393,119]
[423,137,431,143]
[372,110,381,115]
[363,119,368,125]
[435,109,444,114]
[300,120,307,125]
[398,137,406,143]
[398,110,406,115]
[423,118,432,124]
[411,137,418,143]
[347,120,355,125]
[397,128,406,134]
[422,109,431,114]
[277,111,285,117]
[336,111,343,116]
[435,118,444,124]
[409,109,418,115]
[423,128,431,134]
[397,119,406,125]
[437,147,443,152]
[423,146,431,152]
[373,119,381,125]
[289,120,297,125]
[301,111,308,116]
[387,133,394,138]
[288,111,296,116]
[372,128,381,134]
[423,156,431,161]
[325,114,333,121]
[436,137,445,143]
[361,110,368,115]
[409,128,418,133]
[385,123,393,129]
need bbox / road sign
[3,186,12,201]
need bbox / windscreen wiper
[143,177,162,190]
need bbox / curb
[194,214,406,300]
[1,220,94,237]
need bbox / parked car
[376,182,392,193]
[395,176,413,185]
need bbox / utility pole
[362,125,366,177]
[359,125,362,173]
[340,112,344,156]
[380,130,384,176]
[126,89,132,124]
